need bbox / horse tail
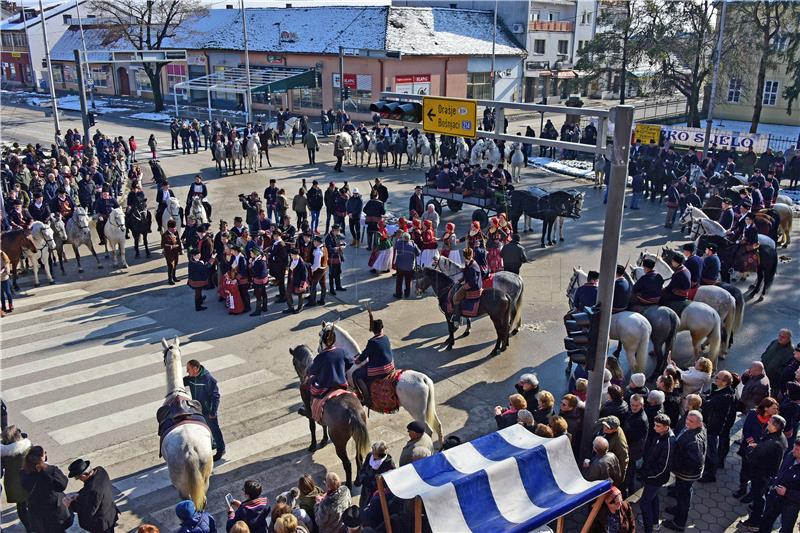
[763,246,778,293]
[349,406,370,470]
[186,450,210,510]
[731,287,746,335]
[420,373,443,445]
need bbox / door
[117,67,130,96]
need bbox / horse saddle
[157,397,205,436]
[311,388,352,425]
[368,370,404,414]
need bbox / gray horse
[66,207,103,272]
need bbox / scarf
[369,455,387,470]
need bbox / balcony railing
[529,20,575,32]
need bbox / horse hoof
[501,345,508,352]
[461,331,470,338]
[445,345,453,351]
[34,283,40,288]
[49,280,55,285]
[307,443,317,452]
[559,237,564,242]
[512,328,519,336]
[318,438,329,448]
[146,253,151,258]
[490,350,498,357]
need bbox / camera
[238,193,246,201]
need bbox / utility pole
[74,49,90,143]
[39,0,60,132]
[579,105,635,459]
[74,0,96,110]
[21,4,38,92]
[240,0,252,123]
[491,0,497,100]
[338,46,345,114]
[702,0,728,157]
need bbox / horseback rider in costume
[307,328,354,400]
[353,308,395,408]
[451,247,483,328]
[630,258,663,308]
[660,253,691,313]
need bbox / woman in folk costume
[498,213,513,243]
[410,217,424,249]
[440,222,462,266]
[486,217,508,273]
[369,220,394,274]
[462,221,485,250]
[217,239,234,302]
[418,219,439,268]
[222,267,245,314]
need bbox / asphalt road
[1,103,798,532]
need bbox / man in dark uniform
[701,244,721,285]
[409,186,424,218]
[660,253,691,307]
[78,173,96,213]
[263,179,279,223]
[93,187,119,246]
[664,180,680,228]
[452,247,483,326]
[307,328,354,399]
[682,243,704,290]
[28,192,51,222]
[6,199,32,231]
[187,248,210,311]
[631,258,664,306]
[249,246,269,316]
[612,265,631,313]
[574,270,599,311]
[718,198,735,231]
[125,182,147,215]
[284,248,309,314]
[161,219,182,285]
[308,235,328,307]
[156,181,176,232]
[684,186,702,210]
[363,190,385,251]
[297,230,314,264]
[757,439,800,533]
[353,311,395,407]
[325,224,347,294]
[324,182,338,232]
[185,174,208,218]
[750,186,765,211]
[51,187,76,221]
[268,229,288,303]
[65,459,119,533]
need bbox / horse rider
[51,187,75,222]
[306,327,354,401]
[93,186,119,246]
[718,197,735,231]
[574,270,599,311]
[612,265,631,314]
[660,253,691,307]
[28,191,51,223]
[682,243,704,294]
[701,243,721,285]
[186,174,208,218]
[156,181,176,232]
[451,247,483,327]
[353,313,395,408]
[7,199,32,232]
[631,258,663,307]
[126,182,147,215]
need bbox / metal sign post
[39,0,60,132]
[74,49,90,143]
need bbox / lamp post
[75,0,96,110]
[703,0,728,156]
[39,0,60,132]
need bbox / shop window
[466,72,492,100]
[291,86,322,110]
[763,80,779,106]
[166,64,187,96]
[135,69,152,92]
[91,67,108,88]
[333,73,372,114]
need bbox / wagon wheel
[471,208,489,228]
[446,199,463,212]
[426,199,442,216]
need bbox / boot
[356,378,371,407]
[249,308,261,316]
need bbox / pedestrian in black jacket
[515,373,540,407]
[307,181,324,234]
[356,441,396,509]
[323,182,338,233]
[639,414,674,533]
[758,440,800,533]
[700,371,736,482]
[65,460,119,533]
[19,446,74,532]
[501,233,529,274]
[663,411,706,532]
[740,415,789,530]
[599,385,630,426]
[623,394,649,496]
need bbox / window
[763,80,779,106]
[90,66,108,87]
[166,64,187,96]
[466,72,492,100]
[581,11,592,24]
[727,78,742,103]
[12,33,26,46]
[558,40,569,55]
[1,34,12,47]
[530,10,540,21]
[533,39,546,55]
[333,73,372,114]
[135,69,152,92]
[772,33,788,51]
[291,87,323,109]
[577,40,588,52]
[548,11,559,21]
[63,14,71,24]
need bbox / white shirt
[311,246,323,270]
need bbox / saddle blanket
[734,248,759,273]
[156,397,208,457]
[446,285,481,317]
[369,370,405,414]
[311,388,353,424]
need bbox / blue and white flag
[382,425,611,532]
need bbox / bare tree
[780,16,800,114]
[91,0,206,112]
[575,0,652,104]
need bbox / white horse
[406,136,418,168]
[319,322,444,445]
[418,135,434,168]
[213,140,227,175]
[26,221,56,286]
[162,197,183,237]
[103,207,128,269]
[510,142,525,183]
[335,132,354,165]
[366,137,379,167]
[768,203,793,247]
[160,337,213,510]
[456,137,470,163]
[190,196,209,226]
[567,268,652,374]
[485,141,502,168]
[245,136,260,173]
[66,207,103,272]
[352,133,369,166]
[231,139,244,175]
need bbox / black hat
[68,458,91,478]
[101,185,111,193]
[740,199,752,208]
[161,181,170,187]
[303,230,312,237]
[230,244,242,252]
[706,243,717,253]
[33,191,43,198]
[682,243,696,253]
[313,235,323,243]
[341,506,360,528]
[331,224,341,230]
[11,199,22,206]
[407,420,426,434]
[642,258,656,269]
[288,248,300,255]
[56,187,66,194]
[788,382,800,401]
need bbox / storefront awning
[173,66,317,95]
[252,68,321,93]
[538,70,577,79]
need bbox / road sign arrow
[426,108,436,121]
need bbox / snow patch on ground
[128,112,173,123]
[528,156,595,179]
[25,95,131,114]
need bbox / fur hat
[630,373,646,388]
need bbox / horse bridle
[162,345,189,398]
[107,214,126,233]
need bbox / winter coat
[745,431,788,484]
[20,464,74,533]
[356,454,396,508]
[740,371,770,412]
[292,194,308,215]
[672,426,707,481]
[178,511,217,533]
[588,502,636,533]
[314,486,352,533]
[399,433,434,466]
[762,340,795,388]
[393,240,419,272]
[584,452,622,487]
[0,438,31,503]
[623,409,649,462]
[605,430,629,481]
[182,365,221,415]
[70,467,119,533]
[599,399,629,426]
[346,195,363,218]
[701,386,736,435]
[226,497,269,533]
[307,187,324,212]
[297,488,323,523]
[640,429,674,486]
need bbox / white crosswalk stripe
[2,305,135,341]
[7,288,89,309]
[0,297,106,325]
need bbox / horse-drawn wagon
[420,185,508,228]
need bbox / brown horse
[1,230,36,291]
[289,345,370,489]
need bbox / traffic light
[367,101,423,123]
[563,304,601,370]
[369,101,399,118]
[342,86,351,100]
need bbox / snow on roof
[50,5,526,60]
[0,1,81,31]
[50,27,137,62]
[386,7,525,56]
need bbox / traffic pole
[702,0,727,157]
[579,105,634,459]
[339,46,345,114]
[74,49,90,143]
[39,0,60,133]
